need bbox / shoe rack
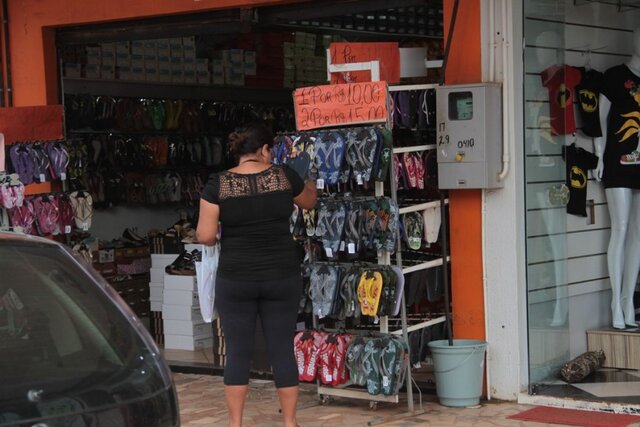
[308,71,451,423]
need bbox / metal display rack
[305,63,451,424]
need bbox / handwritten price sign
[293,82,388,131]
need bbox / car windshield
[0,241,169,423]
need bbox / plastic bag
[195,244,219,323]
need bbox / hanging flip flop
[361,339,382,395]
[402,212,423,250]
[69,191,93,232]
[33,195,59,236]
[314,131,346,186]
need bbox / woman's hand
[293,179,317,210]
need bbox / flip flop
[345,336,367,386]
[333,334,351,386]
[361,339,382,395]
[402,212,423,250]
[374,128,394,182]
[379,336,399,395]
[318,334,337,384]
[314,131,346,186]
[402,152,418,188]
[390,266,406,316]
[285,151,311,180]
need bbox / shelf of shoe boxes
[93,245,151,320]
[61,31,334,89]
[149,243,214,351]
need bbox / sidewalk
[174,373,570,426]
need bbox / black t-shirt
[201,164,305,281]
[601,64,640,189]
[563,144,598,217]
[575,67,604,137]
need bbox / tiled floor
[531,368,640,404]
[164,345,640,424]
[174,373,640,426]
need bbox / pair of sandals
[165,249,199,275]
[346,335,408,396]
[356,266,404,318]
[8,192,87,236]
[315,199,347,259]
[344,127,380,186]
[394,152,426,190]
[9,141,67,185]
[308,264,342,319]
[294,329,327,382]
[316,332,352,386]
[401,212,424,250]
[391,89,436,130]
[0,174,25,209]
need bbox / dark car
[0,232,179,427]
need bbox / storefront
[2,0,637,413]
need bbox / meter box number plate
[436,83,503,189]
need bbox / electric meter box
[436,83,503,189]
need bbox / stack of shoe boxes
[149,253,175,312]
[162,272,213,351]
[149,253,178,345]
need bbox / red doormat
[508,406,640,427]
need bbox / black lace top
[201,165,305,281]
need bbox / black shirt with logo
[563,144,598,217]
[575,67,603,137]
[601,64,640,189]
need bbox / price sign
[293,81,388,131]
[329,42,400,84]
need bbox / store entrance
[523,0,640,407]
[51,0,448,386]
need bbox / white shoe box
[150,268,165,284]
[163,303,203,321]
[163,319,212,336]
[164,334,213,351]
[149,286,163,301]
[151,254,179,269]
[163,289,198,306]
[151,301,163,312]
[164,274,197,291]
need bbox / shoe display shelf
[388,81,452,387]
[309,79,450,423]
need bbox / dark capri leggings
[215,274,302,388]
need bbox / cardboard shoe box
[164,334,213,351]
[162,303,203,321]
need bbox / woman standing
[196,122,316,427]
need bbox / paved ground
[174,373,580,426]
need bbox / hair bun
[228,132,247,157]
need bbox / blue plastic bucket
[428,339,487,407]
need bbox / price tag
[39,174,46,183]
[316,178,325,189]
[374,315,379,324]
[60,172,66,181]
[339,241,346,251]
[64,225,72,234]
[382,376,390,387]
[81,223,89,231]
[347,243,356,254]
[356,174,363,185]
[325,247,333,258]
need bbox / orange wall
[6,0,297,106]
[443,0,485,340]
